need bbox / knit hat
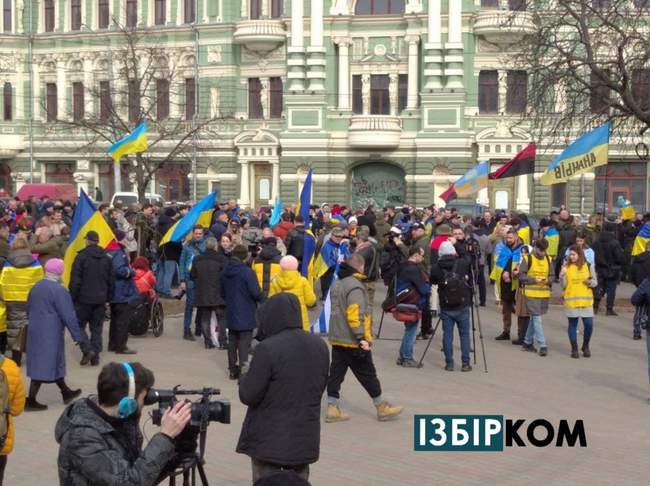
[439,241,457,257]
[44,258,64,276]
[231,245,249,261]
[348,216,358,225]
[280,255,299,271]
[436,224,452,236]
[331,227,345,237]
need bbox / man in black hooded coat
[236,293,329,483]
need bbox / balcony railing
[473,10,536,44]
[348,115,402,148]
[233,19,286,53]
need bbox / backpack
[438,261,469,308]
[0,356,10,449]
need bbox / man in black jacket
[592,221,625,315]
[285,215,307,267]
[237,293,329,482]
[70,231,114,366]
[190,237,228,349]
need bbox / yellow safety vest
[563,264,593,309]
[523,254,551,299]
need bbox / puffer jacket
[0,356,25,454]
[328,262,372,348]
[106,246,138,304]
[55,397,175,486]
[252,244,282,297]
[269,270,317,330]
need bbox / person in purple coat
[24,258,94,411]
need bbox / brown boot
[376,401,404,421]
[325,404,350,423]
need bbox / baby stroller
[128,294,164,337]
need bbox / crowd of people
[0,193,649,485]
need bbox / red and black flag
[439,185,457,203]
[488,143,536,180]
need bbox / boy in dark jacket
[221,245,263,379]
[237,293,329,482]
[592,222,625,315]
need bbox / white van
[110,192,165,207]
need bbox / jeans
[75,303,105,353]
[634,306,643,339]
[399,322,419,360]
[567,317,593,342]
[251,458,309,483]
[155,259,177,296]
[198,307,229,347]
[524,314,546,347]
[182,286,195,333]
[441,307,471,366]
[327,346,382,400]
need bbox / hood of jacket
[257,244,281,262]
[223,258,247,278]
[55,398,115,444]
[7,248,35,268]
[257,292,302,339]
[337,261,364,280]
[437,254,458,271]
[272,269,302,291]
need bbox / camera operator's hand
[160,401,192,439]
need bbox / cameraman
[378,227,407,287]
[55,362,191,486]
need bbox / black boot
[570,340,579,359]
[25,381,47,411]
[183,330,196,341]
[57,379,82,404]
[582,337,591,358]
[606,308,618,316]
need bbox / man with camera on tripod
[55,362,192,486]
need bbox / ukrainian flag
[297,168,312,228]
[541,123,610,185]
[269,195,282,227]
[632,223,650,256]
[302,229,317,279]
[490,241,522,299]
[107,121,148,162]
[454,161,489,198]
[517,222,531,246]
[159,192,217,245]
[63,190,116,287]
[542,226,560,258]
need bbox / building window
[71,0,82,30]
[248,78,263,119]
[508,0,526,10]
[155,0,165,25]
[398,74,408,112]
[72,82,84,121]
[98,0,110,29]
[128,80,139,122]
[596,162,648,213]
[3,0,11,32]
[481,0,499,7]
[44,0,55,32]
[370,75,390,115]
[551,183,567,209]
[99,80,111,122]
[156,79,169,120]
[506,70,527,114]
[355,0,405,15]
[478,70,498,114]
[352,75,362,114]
[632,69,650,111]
[46,83,57,121]
[3,82,11,121]
[250,0,262,19]
[271,0,283,18]
[590,72,610,114]
[126,0,138,28]
[269,77,282,119]
[184,0,196,23]
[185,77,196,120]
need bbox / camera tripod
[165,451,209,486]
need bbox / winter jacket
[106,246,139,304]
[285,226,306,263]
[328,262,372,348]
[379,239,408,285]
[190,248,227,307]
[252,244,282,297]
[355,241,378,281]
[410,234,431,273]
[632,251,650,287]
[430,255,472,310]
[237,293,329,466]
[396,260,431,308]
[178,238,206,287]
[558,219,577,249]
[55,398,175,486]
[69,245,113,305]
[209,221,228,242]
[31,236,65,265]
[273,221,295,242]
[220,259,263,331]
[0,356,25,454]
[631,277,650,307]
[592,231,624,279]
[269,270,317,330]
[133,269,156,301]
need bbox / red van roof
[15,183,78,201]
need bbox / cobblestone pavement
[7,282,649,486]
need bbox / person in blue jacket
[179,225,207,340]
[221,245,263,380]
[631,275,650,402]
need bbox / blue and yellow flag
[542,226,559,258]
[63,190,116,287]
[541,123,610,185]
[632,223,650,256]
[269,195,282,228]
[302,230,317,279]
[297,168,312,227]
[490,241,523,299]
[454,161,489,198]
[517,222,531,246]
[107,121,148,162]
[160,192,217,245]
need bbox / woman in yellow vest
[560,245,598,359]
[519,239,552,356]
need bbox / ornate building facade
[0,0,646,212]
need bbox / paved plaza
[6,282,649,486]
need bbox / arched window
[355,0,405,15]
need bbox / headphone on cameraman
[118,362,138,419]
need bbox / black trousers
[198,307,228,346]
[320,267,335,299]
[0,453,7,486]
[228,330,253,371]
[476,264,486,305]
[109,303,131,352]
[0,331,6,355]
[75,303,105,353]
[596,274,619,310]
[420,305,433,336]
[327,346,382,400]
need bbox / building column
[271,161,280,202]
[204,0,211,23]
[389,73,398,116]
[445,0,464,89]
[83,57,94,117]
[405,35,419,109]
[516,174,530,212]
[424,0,443,90]
[287,0,305,91]
[32,64,40,120]
[166,0,172,24]
[335,38,351,110]
[15,56,24,119]
[260,77,269,119]
[307,0,326,92]
[56,59,67,120]
[176,0,183,24]
[54,0,61,31]
[361,74,370,115]
[498,70,507,115]
[239,161,251,207]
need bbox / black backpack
[438,261,469,308]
